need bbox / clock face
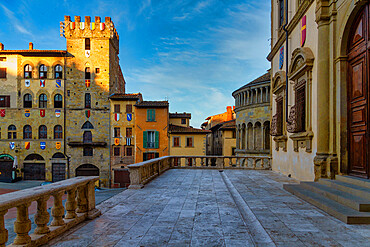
[85,50,90,58]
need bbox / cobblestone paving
[46,170,370,247]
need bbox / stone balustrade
[0,176,100,247]
[128,155,271,189]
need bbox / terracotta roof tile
[109,93,142,101]
[169,112,191,119]
[169,124,211,134]
[135,101,169,108]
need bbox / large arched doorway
[24,154,45,180]
[75,164,99,177]
[347,4,369,178]
[0,154,14,182]
[52,152,66,182]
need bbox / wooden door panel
[350,132,367,174]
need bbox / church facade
[268,0,370,181]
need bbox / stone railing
[0,176,100,247]
[128,155,271,189]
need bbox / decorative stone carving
[270,115,279,136]
[289,131,314,153]
[287,105,297,133]
[273,135,287,152]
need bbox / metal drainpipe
[282,0,289,122]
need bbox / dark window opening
[276,97,283,136]
[83,131,92,143]
[0,95,10,107]
[24,94,32,108]
[85,93,91,108]
[114,147,120,156]
[181,118,186,124]
[83,147,93,156]
[55,64,63,79]
[24,64,32,78]
[54,94,63,108]
[126,104,132,113]
[0,68,6,78]
[39,125,47,139]
[95,68,100,74]
[114,127,120,137]
[39,64,47,79]
[186,137,193,147]
[82,121,94,129]
[39,94,47,108]
[85,67,91,79]
[296,84,306,132]
[54,125,63,139]
[85,38,90,50]
[114,104,120,113]
[126,128,132,137]
[173,137,180,147]
[23,125,32,139]
[8,125,16,139]
[126,146,133,156]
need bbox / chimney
[226,106,232,121]
[29,42,33,50]
[0,43,3,50]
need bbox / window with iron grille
[0,68,6,78]
[114,104,120,113]
[39,125,47,139]
[276,97,283,135]
[126,104,132,113]
[295,84,306,132]
[39,94,47,108]
[83,147,93,156]
[0,95,10,107]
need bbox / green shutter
[143,131,147,148]
[152,109,156,121]
[155,131,159,148]
[147,109,150,121]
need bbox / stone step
[300,182,370,212]
[335,175,370,189]
[284,184,370,224]
[318,179,370,200]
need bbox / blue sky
[0,0,271,128]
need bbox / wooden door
[24,163,45,180]
[348,5,369,178]
[52,163,66,182]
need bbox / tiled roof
[0,50,67,56]
[169,124,211,134]
[169,112,191,119]
[109,93,142,101]
[135,101,169,108]
[233,72,271,94]
[210,119,236,131]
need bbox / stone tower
[62,16,125,186]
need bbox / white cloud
[0,3,33,36]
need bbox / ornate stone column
[13,203,31,245]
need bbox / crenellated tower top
[61,15,119,52]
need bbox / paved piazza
[47,170,370,247]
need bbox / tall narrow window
[0,95,10,107]
[186,137,193,147]
[24,64,32,78]
[126,127,132,137]
[114,127,120,137]
[173,137,180,147]
[39,125,47,139]
[114,147,120,156]
[0,68,6,78]
[114,104,120,113]
[85,93,91,108]
[54,94,62,108]
[54,125,63,139]
[147,109,155,122]
[126,104,132,113]
[126,147,133,156]
[85,38,90,50]
[24,94,32,108]
[83,147,93,156]
[85,67,91,79]
[39,94,47,108]
[83,131,92,143]
[23,125,32,139]
[55,64,63,79]
[296,84,306,132]
[8,125,16,139]
[39,64,47,79]
[276,97,283,135]
[279,0,284,27]
[143,131,159,148]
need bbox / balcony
[1,156,369,246]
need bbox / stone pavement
[44,169,370,247]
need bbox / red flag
[40,109,45,117]
[0,109,5,117]
[301,15,306,47]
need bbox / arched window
[39,64,47,79]
[24,64,32,78]
[39,94,47,108]
[23,125,32,139]
[54,94,62,108]
[85,67,91,79]
[39,125,47,139]
[85,93,91,108]
[54,125,63,139]
[8,125,16,139]
[247,123,253,150]
[83,131,92,143]
[54,64,63,79]
[82,121,94,129]
[264,122,270,150]
[254,122,262,150]
[24,94,32,108]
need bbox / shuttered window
[113,147,120,156]
[173,137,180,147]
[126,104,132,113]
[114,127,120,137]
[0,68,6,78]
[296,84,306,132]
[143,131,159,149]
[114,104,120,113]
[0,95,10,107]
[147,109,155,121]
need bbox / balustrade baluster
[261,158,264,169]
[51,191,65,226]
[229,158,233,167]
[201,158,204,166]
[34,196,50,234]
[65,188,77,219]
[0,210,8,247]
[13,203,31,245]
[252,158,256,169]
[77,185,88,213]
[194,158,197,166]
